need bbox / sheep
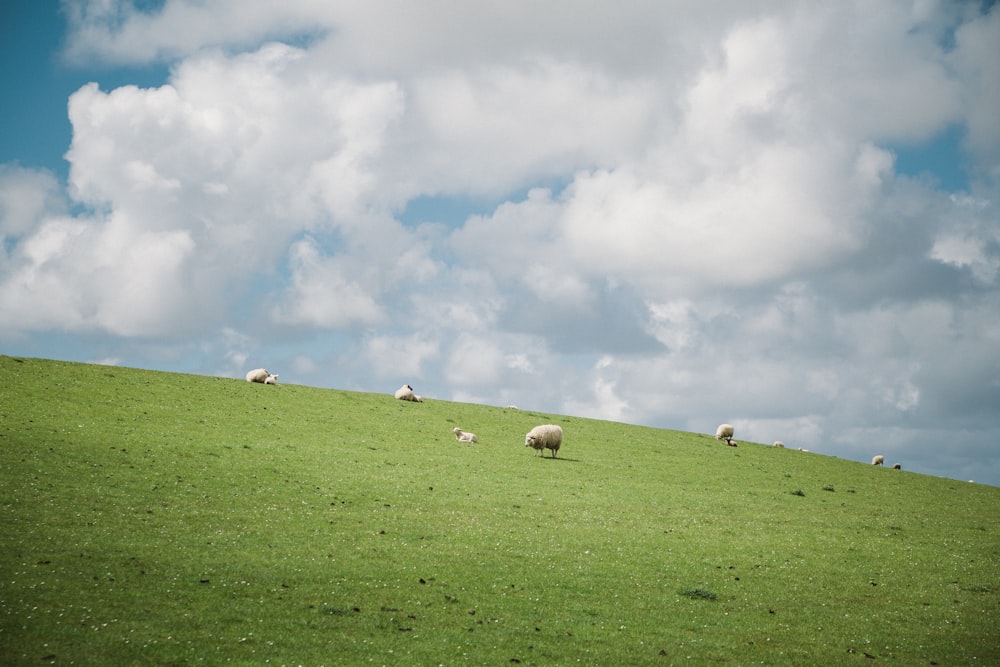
[525,424,563,458]
[892,463,901,470]
[715,423,736,446]
[246,368,278,384]
[872,455,885,466]
[394,384,423,402]
[773,441,785,448]
[452,427,478,443]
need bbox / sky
[1,1,998,486]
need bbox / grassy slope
[0,355,997,666]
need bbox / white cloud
[949,3,1000,171]
[271,237,384,329]
[360,333,440,382]
[0,166,66,240]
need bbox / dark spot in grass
[41,655,56,662]
[791,489,805,497]
[322,606,353,616]
[822,485,835,492]
[199,579,210,584]
[962,584,992,593]
[679,588,717,600]
[659,649,667,656]
[381,606,398,612]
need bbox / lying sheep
[394,384,423,402]
[452,427,478,443]
[246,368,278,384]
[715,423,736,446]
[774,441,785,448]
[892,463,901,470]
[525,424,563,458]
[872,455,885,466]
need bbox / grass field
[1,355,997,665]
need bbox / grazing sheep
[452,427,478,443]
[892,463,901,470]
[774,441,785,448]
[525,424,563,458]
[246,368,278,384]
[872,455,885,466]
[715,423,736,446]
[394,384,423,402]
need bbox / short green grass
[1,355,997,665]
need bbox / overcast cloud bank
[2,1,998,485]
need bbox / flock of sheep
[394,384,563,457]
[718,422,902,470]
[249,371,897,468]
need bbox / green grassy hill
[1,356,997,665]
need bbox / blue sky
[1,1,998,486]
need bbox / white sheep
[872,455,885,466]
[246,368,278,384]
[715,423,736,446]
[892,463,901,470]
[773,441,785,448]
[525,424,563,458]
[452,427,479,443]
[394,384,423,402]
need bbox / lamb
[525,424,563,458]
[715,423,736,446]
[246,368,278,384]
[452,427,478,443]
[892,463,901,470]
[872,455,885,466]
[394,384,423,402]
[773,441,785,448]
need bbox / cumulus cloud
[1,0,997,484]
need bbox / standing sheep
[892,463,901,470]
[394,384,423,402]
[452,427,478,443]
[246,368,278,384]
[872,455,885,466]
[525,424,563,458]
[715,424,736,446]
[773,441,785,448]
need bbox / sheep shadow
[532,455,581,463]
